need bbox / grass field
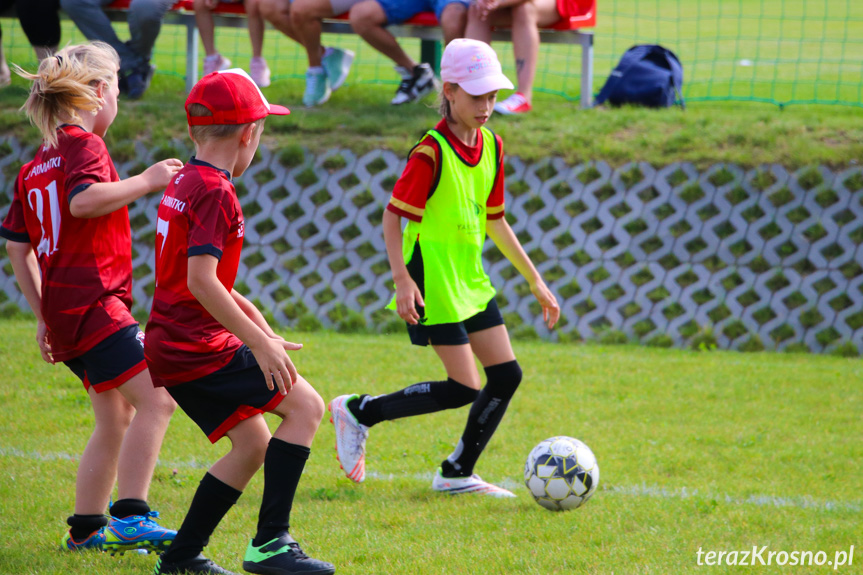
[0,318,860,574]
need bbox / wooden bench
[3,0,596,106]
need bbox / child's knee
[349,1,383,29]
[484,360,522,398]
[438,378,480,408]
[280,384,325,427]
[154,389,177,418]
[301,388,326,426]
[235,435,269,469]
[99,401,135,431]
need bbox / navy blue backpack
[595,45,684,108]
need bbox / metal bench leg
[420,39,442,74]
[185,18,199,93]
[580,31,594,108]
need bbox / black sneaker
[124,63,155,100]
[391,63,437,105]
[243,534,335,575]
[153,553,241,575]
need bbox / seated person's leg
[496,0,557,112]
[0,27,9,88]
[293,0,358,105]
[292,0,336,67]
[465,0,497,43]
[16,0,62,58]
[194,0,231,75]
[436,0,469,44]
[123,0,174,98]
[59,0,137,67]
[257,0,302,43]
[351,0,439,104]
[246,0,271,87]
[127,0,175,67]
[349,0,415,70]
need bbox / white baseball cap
[440,39,514,96]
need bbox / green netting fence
[1,0,862,106]
[602,0,863,107]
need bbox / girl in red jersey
[329,39,560,496]
[0,42,183,553]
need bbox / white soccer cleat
[329,394,369,483]
[431,468,516,498]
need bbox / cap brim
[268,104,291,116]
[460,75,514,96]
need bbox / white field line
[2,446,859,513]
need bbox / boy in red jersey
[146,69,335,575]
[0,42,181,553]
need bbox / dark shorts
[64,324,147,393]
[166,345,285,444]
[407,297,505,347]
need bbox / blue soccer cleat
[103,511,176,555]
[61,528,106,551]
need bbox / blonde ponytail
[14,42,120,149]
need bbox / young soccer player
[0,42,182,552]
[145,69,335,575]
[329,38,560,495]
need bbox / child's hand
[141,158,184,193]
[531,280,560,329]
[395,277,425,325]
[36,320,54,364]
[250,336,301,395]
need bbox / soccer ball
[524,436,599,511]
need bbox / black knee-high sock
[109,498,150,519]
[348,379,479,428]
[441,360,523,478]
[162,472,242,564]
[252,439,310,546]
[67,514,109,540]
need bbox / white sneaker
[391,63,437,105]
[203,53,231,76]
[431,468,516,498]
[322,47,355,92]
[303,67,331,107]
[329,394,369,482]
[250,56,271,88]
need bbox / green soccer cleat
[61,528,106,551]
[103,511,176,555]
[243,534,335,575]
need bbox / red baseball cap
[186,68,290,126]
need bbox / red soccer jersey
[144,157,245,388]
[0,125,135,361]
[386,118,506,223]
